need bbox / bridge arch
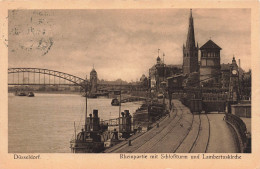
[8,68,87,87]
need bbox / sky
[8,9,251,82]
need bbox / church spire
[186,9,196,49]
[182,9,199,75]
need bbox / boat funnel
[124,110,130,117]
[93,109,98,118]
[121,112,125,117]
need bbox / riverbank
[8,91,82,95]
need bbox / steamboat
[70,88,133,153]
[133,99,167,131]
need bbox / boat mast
[118,83,122,131]
[74,121,76,140]
[85,79,88,131]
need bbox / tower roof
[232,56,238,67]
[157,56,161,62]
[200,39,222,50]
[186,9,196,49]
[90,68,97,75]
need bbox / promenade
[105,100,238,153]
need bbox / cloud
[8,9,251,81]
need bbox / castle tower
[183,9,199,75]
[199,39,222,85]
[90,67,98,94]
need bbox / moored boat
[70,109,105,153]
[71,87,133,153]
[28,92,35,97]
[133,100,166,130]
[14,91,27,96]
[111,98,120,106]
[82,92,97,98]
[71,86,106,153]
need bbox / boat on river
[28,92,35,97]
[70,109,106,153]
[70,87,134,153]
[133,100,166,130]
[111,98,120,106]
[14,91,27,96]
[82,92,97,98]
[70,88,105,153]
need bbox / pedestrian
[138,125,142,132]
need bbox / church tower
[183,9,199,75]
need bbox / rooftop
[231,104,251,107]
[200,39,222,50]
[221,63,231,71]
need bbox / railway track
[125,105,183,153]
[205,114,211,153]
[134,103,186,153]
[107,100,211,153]
[171,111,195,153]
[188,113,210,153]
[106,101,178,153]
[188,114,201,153]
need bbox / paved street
[206,114,238,153]
[106,100,238,153]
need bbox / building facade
[221,57,243,89]
[149,56,182,91]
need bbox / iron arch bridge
[8,68,87,87]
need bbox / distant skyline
[8,9,251,82]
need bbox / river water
[8,93,142,153]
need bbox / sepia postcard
[0,0,260,169]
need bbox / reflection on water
[8,93,142,153]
